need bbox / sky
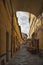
[16,11,30,36]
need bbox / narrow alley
[7,44,43,65]
[0,0,43,65]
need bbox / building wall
[29,14,36,38]
[13,14,22,45]
[37,29,43,50]
[0,0,22,65]
[37,16,43,50]
[11,14,23,55]
[29,13,43,51]
[0,0,12,64]
[0,0,22,64]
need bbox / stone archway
[11,0,43,17]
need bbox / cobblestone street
[7,44,43,65]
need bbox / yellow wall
[37,17,43,50]
[13,14,22,44]
[29,14,36,38]
[29,13,43,50]
[37,30,43,50]
[0,0,22,64]
[0,2,23,64]
[0,0,11,55]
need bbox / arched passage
[0,0,43,65]
[11,0,43,17]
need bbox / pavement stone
[7,44,43,65]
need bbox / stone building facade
[0,0,22,65]
[29,13,43,52]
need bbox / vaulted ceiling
[12,0,43,17]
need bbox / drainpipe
[10,0,13,58]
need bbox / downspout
[10,0,13,57]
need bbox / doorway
[6,31,9,62]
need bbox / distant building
[22,32,28,42]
